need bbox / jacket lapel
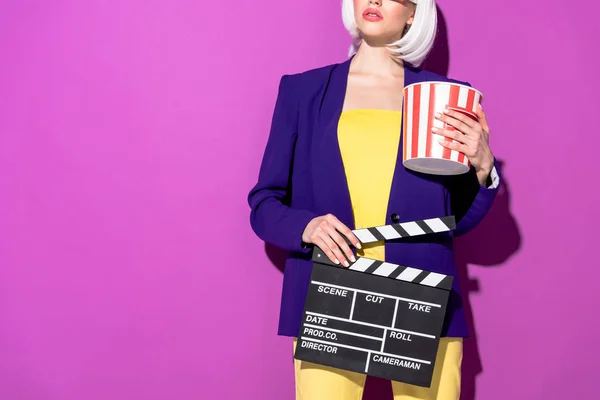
[384,66,419,224]
[311,58,355,229]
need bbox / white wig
[342,0,438,67]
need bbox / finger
[313,226,344,266]
[318,226,350,267]
[432,127,467,145]
[438,137,469,155]
[312,236,340,265]
[442,109,477,129]
[328,217,362,259]
[324,225,356,265]
[476,104,490,135]
[326,214,362,250]
[435,112,476,136]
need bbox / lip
[362,8,383,21]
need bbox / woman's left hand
[433,104,494,186]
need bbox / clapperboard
[293,216,456,388]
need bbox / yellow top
[338,109,402,262]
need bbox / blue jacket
[248,56,500,338]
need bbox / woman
[248,0,500,398]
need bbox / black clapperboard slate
[293,216,456,388]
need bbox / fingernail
[344,261,350,267]
[434,112,442,118]
[438,139,445,144]
[334,259,340,265]
[432,127,439,133]
[443,108,450,114]
[350,255,356,263]
[355,242,362,249]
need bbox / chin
[358,25,387,39]
[360,33,396,47]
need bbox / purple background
[1,1,598,399]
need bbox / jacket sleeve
[450,158,501,237]
[247,74,318,252]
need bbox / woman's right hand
[301,214,362,267]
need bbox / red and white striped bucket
[402,81,483,175]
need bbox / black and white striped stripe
[352,216,456,245]
[311,249,453,290]
[348,257,453,290]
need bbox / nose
[368,0,381,6]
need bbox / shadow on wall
[451,160,522,400]
[263,6,522,400]
[421,6,450,78]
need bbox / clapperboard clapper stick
[294,216,456,388]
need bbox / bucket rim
[403,81,484,102]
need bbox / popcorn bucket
[402,81,483,175]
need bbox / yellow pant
[293,338,462,400]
